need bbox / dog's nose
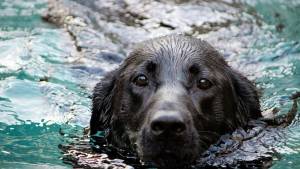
[150,111,186,139]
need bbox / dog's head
[90,35,261,168]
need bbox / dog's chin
[136,137,200,168]
[138,148,197,168]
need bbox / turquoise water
[0,0,89,168]
[0,0,300,168]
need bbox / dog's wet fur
[90,35,261,168]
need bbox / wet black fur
[90,35,261,168]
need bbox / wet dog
[90,35,261,168]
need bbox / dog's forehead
[145,36,200,56]
[126,35,226,77]
[143,36,221,67]
[134,36,208,64]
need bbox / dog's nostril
[151,122,163,132]
[172,123,186,133]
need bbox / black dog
[90,35,261,168]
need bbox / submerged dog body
[90,35,261,167]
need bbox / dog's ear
[225,69,262,126]
[90,67,123,137]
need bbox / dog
[90,35,261,168]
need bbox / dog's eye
[197,78,212,89]
[134,75,148,86]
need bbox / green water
[0,0,88,168]
[0,0,300,168]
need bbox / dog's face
[90,35,261,168]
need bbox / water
[0,0,299,168]
[0,0,88,168]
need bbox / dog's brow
[189,64,200,75]
[146,59,157,72]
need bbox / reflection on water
[0,0,299,168]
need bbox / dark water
[0,0,300,168]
